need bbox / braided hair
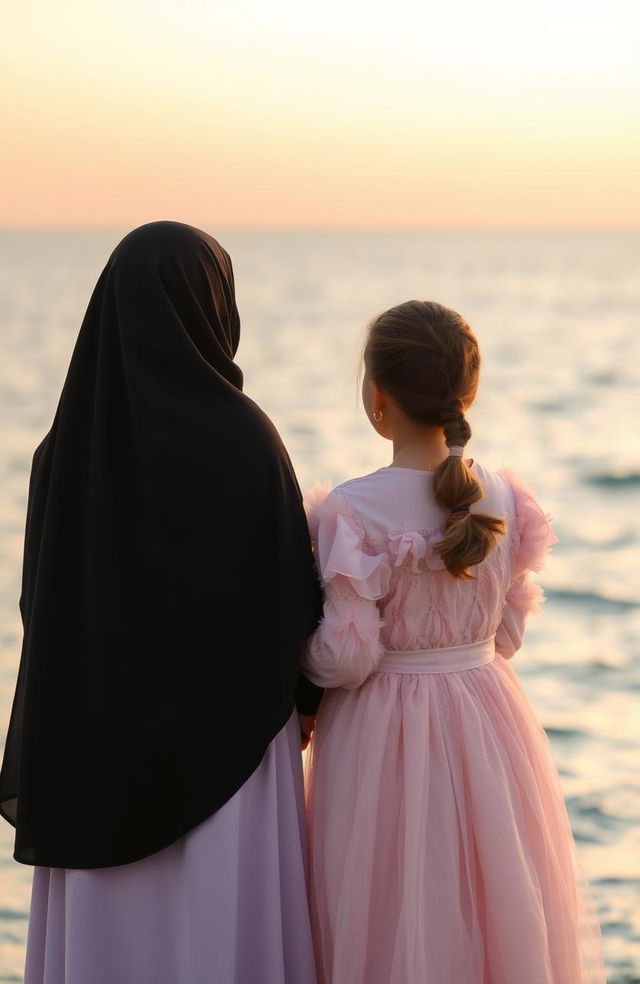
[364,300,505,580]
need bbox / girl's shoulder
[303,471,381,542]
[306,464,516,528]
[465,464,557,571]
[305,463,554,550]
[304,463,557,582]
[333,467,394,506]
[470,462,518,516]
[306,468,410,530]
[493,468,558,574]
[303,474,392,599]
[335,463,518,519]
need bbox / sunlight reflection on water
[1,229,639,982]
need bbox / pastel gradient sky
[3,0,639,228]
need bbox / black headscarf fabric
[0,221,322,868]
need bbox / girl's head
[363,299,505,580]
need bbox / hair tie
[447,445,465,457]
[450,505,470,515]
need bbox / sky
[2,0,639,228]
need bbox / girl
[303,300,604,983]
[0,221,322,984]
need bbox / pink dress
[303,463,604,984]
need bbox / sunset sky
[3,0,639,228]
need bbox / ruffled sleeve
[302,488,388,689]
[506,470,558,580]
[495,472,558,659]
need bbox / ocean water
[0,228,639,982]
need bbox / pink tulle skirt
[305,647,604,984]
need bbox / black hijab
[0,221,322,868]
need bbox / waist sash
[376,636,496,675]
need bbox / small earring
[373,410,383,422]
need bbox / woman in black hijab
[0,221,322,984]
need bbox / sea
[0,228,639,982]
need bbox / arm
[302,574,385,689]
[495,471,558,660]
[301,487,389,690]
[495,572,544,659]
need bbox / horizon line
[1,223,639,234]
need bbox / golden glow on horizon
[3,0,639,228]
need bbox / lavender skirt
[24,713,317,984]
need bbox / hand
[298,713,315,751]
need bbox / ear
[369,379,386,416]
